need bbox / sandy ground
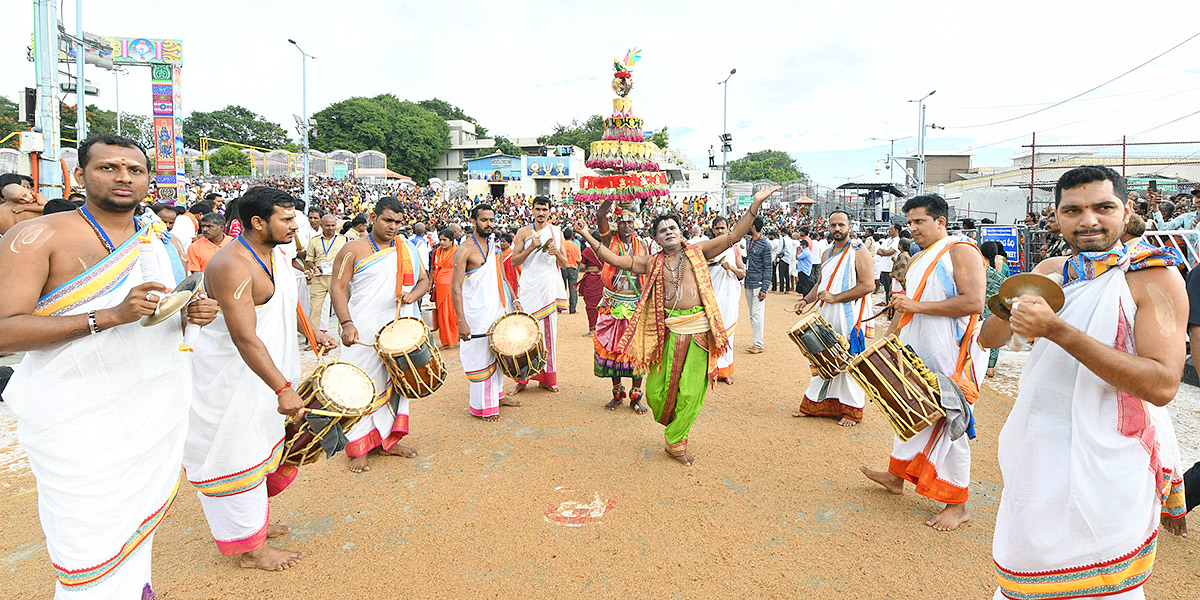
[0,292,1197,599]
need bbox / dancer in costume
[452,204,521,421]
[0,135,218,599]
[331,197,430,473]
[860,194,986,532]
[576,185,780,466]
[708,216,745,384]
[432,228,460,348]
[979,166,1188,599]
[593,202,650,413]
[509,195,568,393]
[791,210,874,426]
[185,187,338,571]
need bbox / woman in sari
[577,229,605,336]
[432,228,460,348]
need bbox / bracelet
[597,227,610,236]
[340,319,354,327]
[87,310,101,334]
[274,381,292,395]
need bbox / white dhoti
[993,257,1176,599]
[709,246,741,379]
[889,235,984,505]
[341,241,422,457]
[6,226,189,598]
[462,237,512,417]
[184,247,301,556]
[517,224,567,388]
[799,242,869,422]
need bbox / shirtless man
[185,186,338,571]
[0,177,48,235]
[0,134,218,597]
[576,185,780,465]
[452,204,522,421]
[509,196,568,394]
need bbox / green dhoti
[644,306,711,453]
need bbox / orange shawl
[617,242,729,380]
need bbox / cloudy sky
[6,1,1200,185]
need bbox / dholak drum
[488,312,546,381]
[846,335,944,442]
[282,362,376,466]
[787,309,853,380]
[376,317,447,399]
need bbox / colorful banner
[579,172,667,191]
[151,64,178,202]
[526,157,570,178]
[103,37,183,66]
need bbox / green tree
[650,126,669,149]
[119,113,153,149]
[61,103,118,143]
[181,105,291,150]
[728,149,808,183]
[537,115,605,158]
[310,94,450,183]
[418,98,487,137]
[493,136,524,157]
[207,145,251,176]
[0,95,20,149]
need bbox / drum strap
[817,242,854,308]
[893,239,982,405]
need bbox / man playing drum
[792,210,874,427]
[860,194,986,532]
[708,216,745,385]
[184,187,338,571]
[508,195,568,393]
[593,201,650,413]
[452,204,522,422]
[0,134,218,599]
[330,196,430,473]
[980,166,1187,599]
[576,185,780,466]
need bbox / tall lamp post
[908,90,935,194]
[870,135,912,186]
[288,39,315,208]
[718,68,736,215]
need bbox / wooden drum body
[488,313,547,381]
[376,317,447,399]
[846,335,943,442]
[283,362,376,467]
[788,310,853,380]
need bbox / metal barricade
[1142,230,1200,270]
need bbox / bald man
[0,181,47,236]
[304,215,348,330]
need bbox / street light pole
[114,67,123,136]
[289,39,314,208]
[718,68,735,216]
[75,0,86,144]
[908,90,935,194]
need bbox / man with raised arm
[184,186,338,571]
[508,195,568,393]
[0,134,218,598]
[452,204,521,421]
[331,196,430,473]
[576,185,780,466]
[860,194,986,532]
[979,166,1188,599]
[791,210,875,427]
[592,202,650,413]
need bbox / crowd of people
[1,134,1198,600]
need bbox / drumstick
[353,340,375,347]
[307,408,346,418]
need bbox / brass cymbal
[987,273,1065,321]
[141,273,204,327]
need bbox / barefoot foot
[1162,513,1189,537]
[500,397,522,407]
[348,456,370,473]
[837,417,858,427]
[603,397,622,410]
[539,383,560,392]
[666,450,695,466]
[477,414,501,422]
[512,383,528,395]
[266,523,291,538]
[239,544,305,571]
[792,406,812,418]
[860,465,904,494]
[382,444,419,458]
[720,377,734,385]
[631,398,649,415]
[926,504,970,531]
